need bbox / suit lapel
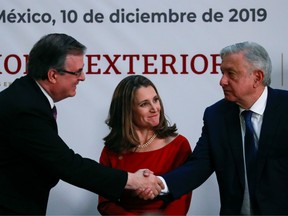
[257,88,280,177]
[225,103,246,187]
[26,76,59,132]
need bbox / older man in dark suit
[160,41,288,215]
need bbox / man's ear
[47,69,58,84]
[253,69,264,87]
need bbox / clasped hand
[126,169,164,200]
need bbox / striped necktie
[242,110,257,210]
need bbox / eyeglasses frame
[56,69,83,77]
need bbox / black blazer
[163,87,288,215]
[0,75,127,215]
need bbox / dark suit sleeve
[162,110,214,199]
[9,107,127,201]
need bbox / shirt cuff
[158,176,169,195]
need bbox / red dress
[98,135,192,215]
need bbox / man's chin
[223,95,234,102]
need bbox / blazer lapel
[225,103,245,187]
[257,88,281,177]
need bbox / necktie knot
[242,110,253,131]
[242,109,253,119]
[242,110,252,117]
[52,106,57,120]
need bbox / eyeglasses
[57,69,83,77]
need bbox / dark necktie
[242,110,257,209]
[52,106,57,120]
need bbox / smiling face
[219,52,260,109]
[132,85,161,130]
[51,54,85,102]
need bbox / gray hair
[220,41,272,86]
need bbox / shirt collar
[240,86,268,115]
[35,80,55,109]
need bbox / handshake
[125,169,165,200]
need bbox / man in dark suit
[158,41,288,215]
[0,33,163,215]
